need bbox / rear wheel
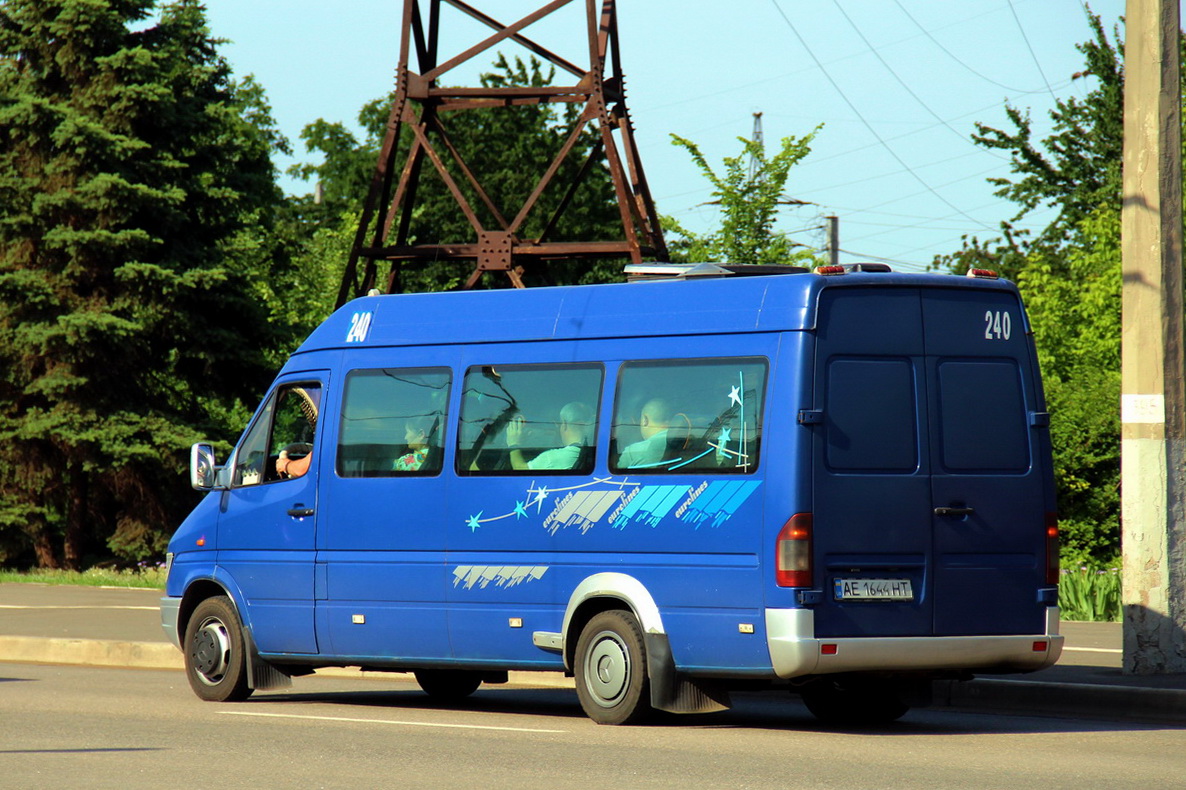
[800,677,909,725]
[184,596,252,702]
[414,669,483,701]
[574,610,651,725]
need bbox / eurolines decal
[464,477,761,536]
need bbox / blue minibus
[160,264,1063,725]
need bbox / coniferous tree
[0,0,292,567]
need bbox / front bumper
[160,596,182,650]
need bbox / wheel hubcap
[585,631,630,708]
[190,617,231,685]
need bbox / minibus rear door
[809,287,934,638]
[922,289,1050,637]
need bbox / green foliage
[933,12,1123,276]
[0,0,295,568]
[664,128,824,267]
[935,10,1128,564]
[1059,566,1121,622]
[286,54,626,301]
[1020,209,1121,565]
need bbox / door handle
[287,506,315,518]
[934,506,974,517]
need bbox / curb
[935,677,1186,724]
[0,636,182,671]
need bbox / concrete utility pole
[825,215,839,267]
[1120,0,1186,674]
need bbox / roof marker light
[815,265,846,276]
[966,268,999,279]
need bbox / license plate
[834,578,914,601]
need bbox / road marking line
[219,710,567,733]
[0,605,158,611]
[1063,646,1122,654]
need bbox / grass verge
[0,567,166,589]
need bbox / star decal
[717,426,732,446]
[466,511,483,532]
[513,500,528,520]
[728,385,742,407]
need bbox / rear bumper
[766,606,1063,678]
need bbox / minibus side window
[457,363,603,475]
[336,368,452,477]
[232,383,322,486]
[611,357,767,474]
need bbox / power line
[829,0,1008,160]
[889,0,1050,94]
[1005,0,1058,101]
[767,0,997,233]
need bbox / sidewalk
[2,582,1184,724]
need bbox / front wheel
[574,610,651,725]
[183,596,253,702]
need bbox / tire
[800,678,909,726]
[574,610,652,725]
[183,596,253,702]
[413,669,483,701]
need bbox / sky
[196,0,1133,272]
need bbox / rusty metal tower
[335,0,668,306]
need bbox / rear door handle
[934,506,974,517]
[287,506,315,518]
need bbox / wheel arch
[560,572,665,672]
[176,575,251,647]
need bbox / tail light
[776,513,813,587]
[1045,513,1060,585]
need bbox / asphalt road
[2,661,1183,790]
[7,582,1186,726]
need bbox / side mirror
[190,443,219,491]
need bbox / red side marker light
[1033,641,1048,653]
[1045,514,1060,585]
[821,643,838,656]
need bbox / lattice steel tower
[336,0,667,306]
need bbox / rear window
[824,357,918,473]
[937,359,1029,472]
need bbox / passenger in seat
[506,401,593,470]
[394,415,436,472]
[617,398,672,469]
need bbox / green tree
[933,12,1123,279]
[0,0,293,568]
[287,54,630,301]
[935,10,1130,565]
[664,128,824,266]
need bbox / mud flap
[243,628,293,691]
[645,632,731,714]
